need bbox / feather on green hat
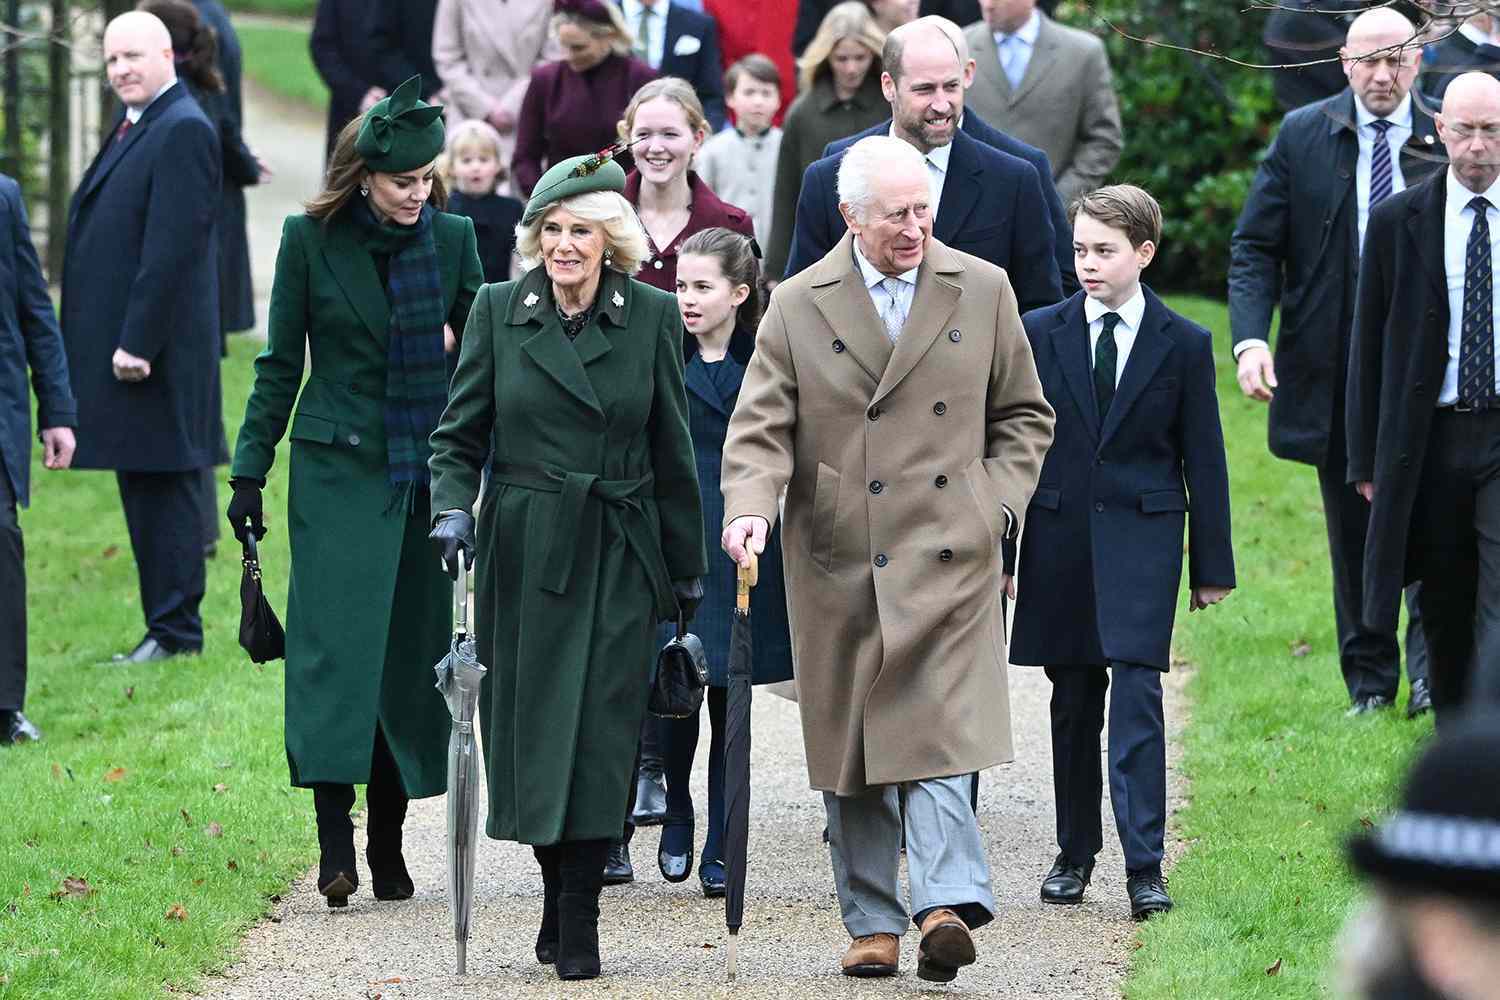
[355,76,445,173]
[522,141,631,224]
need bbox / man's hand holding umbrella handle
[40,427,75,470]
[722,515,769,570]
[429,509,476,580]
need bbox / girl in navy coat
[655,227,792,896]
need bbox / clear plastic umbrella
[433,560,486,976]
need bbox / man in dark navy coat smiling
[61,10,221,663]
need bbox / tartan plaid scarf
[355,201,447,499]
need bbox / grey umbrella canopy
[724,555,757,980]
[433,561,486,976]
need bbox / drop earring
[359,185,369,197]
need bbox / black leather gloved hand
[429,509,476,580]
[672,577,704,624]
[226,477,266,543]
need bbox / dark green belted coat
[429,265,707,845]
[231,207,483,795]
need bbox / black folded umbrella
[724,554,757,980]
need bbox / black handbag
[238,532,286,663]
[648,614,708,718]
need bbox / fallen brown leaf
[212,783,228,794]
[226,859,238,871]
[180,809,193,826]
[103,767,127,783]
[101,545,118,558]
[206,822,223,838]
[1289,640,1311,657]
[170,846,183,857]
[50,763,61,780]
[124,686,134,701]
[50,876,94,900]
[1360,816,1375,829]
[1266,958,1283,976]
[165,903,187,921]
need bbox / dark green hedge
[1059,0,1280,294]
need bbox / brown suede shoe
[917,908,976,983]
[840,933,900,977]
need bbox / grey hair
[513,191,649,275]
[837,135,927,224]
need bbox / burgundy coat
[511,53,657,198]
[624,170,754,293]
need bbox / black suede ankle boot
[366,730,414,901]
[313,784,358,908]
[556,839,608,980]
[533,844,562,964]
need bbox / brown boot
[917,908,976,983]
[841,933,899,977]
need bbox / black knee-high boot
[366,726,413,900]
[556,839,609,980]
[533,844,562,964]
[313,783,358,907]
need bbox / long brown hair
[305,115,448,221]
[137,0,224,94]
[679,227,763,335]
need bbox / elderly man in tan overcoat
[722,134,1054,984]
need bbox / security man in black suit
[1349,71,1500,720]
[310,0,381,158]
[1230,7,1441,718]
[0,173,76,744]
[61,11,221,663]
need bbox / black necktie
[1460,196,1495,406]
[1095,312,1120,417]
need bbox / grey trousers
[823,774,995,938]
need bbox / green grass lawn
[0,337,315,1000]
[1123,296,1430,998]
[237,22,326,111]
[225,0,315,16]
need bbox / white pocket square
[672,34,701,57]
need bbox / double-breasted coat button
[832,339,846,353]
[347,434,361,447]
[873,553,888,567]
[935,475,948,488]
[948,330,962,343]
[869,480,884,494]
[933,401,947,415]
[939,548,953,562]
[1094,501,1105,512]
[868,406,881,420]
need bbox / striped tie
[1369,119,1394,207]
[1459,196,1495,406]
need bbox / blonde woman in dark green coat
[427,151,707,981]
[226,77,483,909]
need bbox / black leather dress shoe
[602,841,634,885]
[110,637,193,664]
[631,771,667,825]
[1127,869,1173,920]
[1,710,41,745]
[1346,694,1394,717]
[1406,679,1433,719]
[1040,853,1093,904]
[699,859,726,898]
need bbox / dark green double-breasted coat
[429,265,707,845]
[232,207,483,795]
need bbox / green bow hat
[355,75,445,173]
[522,145,629,225]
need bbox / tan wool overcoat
[721,233,1055,795]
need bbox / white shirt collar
[126,78,177,123]
[1445,167,1500,215]
[887,123,952,173]
[1353,91,1412,131]
[1459,21,1491,47]
[995,9,1041,46]
[853,238,918,289]
[1083,286,1146,332]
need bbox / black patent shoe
[109,636,191,664]
[658,822,693,883]
[0,710,41,745]
[1406,678,1433,719]
[1346,694,1394,717]
[631,770,667,825]
[1040,853,1093,904]
[1126,868,1173,920]
[699,859,726,898]
[602,841,634,885]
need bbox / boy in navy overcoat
[1012,185,1235,919]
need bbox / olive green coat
[232,209,483,795]
[429,266,706,845]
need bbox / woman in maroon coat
[511,0,655,198]
[619,78,755,294]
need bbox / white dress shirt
[621,0,667,70]
[853,238,917,334]
[1084,287,1146,387]
[1441,168,1500,404]
[992,9,1041,89]
[1354,92,1412,250]
[889,124,951,219]
[126,78,178,124]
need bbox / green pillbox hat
[355,76,445,173]
[522,152,627,224]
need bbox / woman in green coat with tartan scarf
[427,150,707,981]
[225,77,484,909]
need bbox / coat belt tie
[487,461,676,619]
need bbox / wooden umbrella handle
[736,553,758,612]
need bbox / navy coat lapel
[1052,294,1100,442]
[1100,292,1174,447]
[684,355,728,415]
[1408,175,1449,306]
[76,85,187,210]
[934,132,981,245]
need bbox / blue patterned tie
[1460,196,1495,406]
[1369,119,1394,207]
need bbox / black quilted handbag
[648,614,708,718]
[238,532,286,664]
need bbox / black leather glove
[226,477,266,543]
[672,577,704,624]
[429,509,476,580]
